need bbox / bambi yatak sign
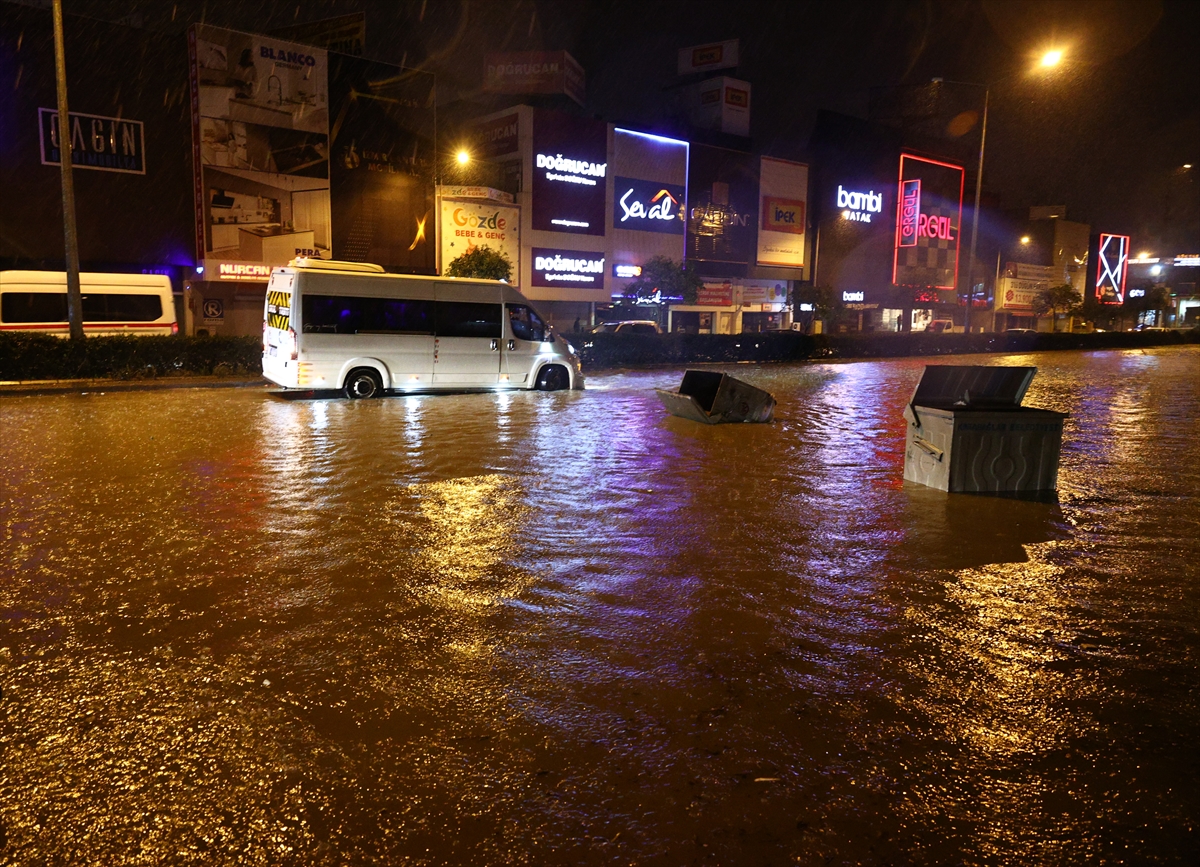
[837,184,882,223]
[893,154,964,290]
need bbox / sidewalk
[0,375,269,397]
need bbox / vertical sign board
[189,25,436,275]
[892,154,964,289]
[756,156,808,268]
[608,128,688,294]
[327,56,436,273]
[688,145,758,265]
[190,25,332,269]
[1096,233,1129,304]
[531,111,607,236]
[439,198,521,285]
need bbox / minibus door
[432,294,503,387]
[502,303,550,385]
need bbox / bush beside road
[1,329,1195,389]
[0,334,263,383]
[576,327,1200,369]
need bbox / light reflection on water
[0,347,1197,865]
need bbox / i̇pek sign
[530,247,605,289]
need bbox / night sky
[48,0,1200,250]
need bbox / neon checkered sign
[1095,233,1129,305]
[893,154,964,290]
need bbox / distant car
[591,320,662,335]
[1005,328,1037,333]
[923,320,955,333]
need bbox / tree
[1030,283,1082,332]
[446,246,513,282]
[1125,283,1172,327]
[793,283,841,332]
[621,256,704,306]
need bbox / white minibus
[261,258,584,397]
[0,271,178,336]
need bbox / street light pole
[52,0,85,341]
[964,87,989,335]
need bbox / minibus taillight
[171,322,179,335]
[283,327,298,360]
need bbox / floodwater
[1,347,1197,866]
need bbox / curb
[0,377,269,397]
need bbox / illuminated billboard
[531,111,607,236]
[1095,233,1129,305]
[892,154,964,290]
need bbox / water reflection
[0,347,1196,865]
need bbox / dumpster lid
[910,365,1036,409]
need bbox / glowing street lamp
[456,149,471,165]
[1020,236,1032,245]
[1041,49,1064,68]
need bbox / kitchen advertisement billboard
[892,153,964,290]
[531,111,607,236]
[190,25,332,268]
[756,156,808,268]
[439,198,520,285]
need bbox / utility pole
[52,0,84,340]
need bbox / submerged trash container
[656,370,776,424]
[902,365,1067,493]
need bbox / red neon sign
[1095,233,1129,305]
[898,179,920,247]
[892,154,965,290]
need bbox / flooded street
[1,346,1198,866]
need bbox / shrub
[0,334,263,382]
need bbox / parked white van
[0,270,177,336]
[262,258,584,397]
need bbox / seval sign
[612,177,686,234]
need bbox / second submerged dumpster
[656,370,776,424]
[903,365,1067,493]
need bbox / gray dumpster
[656,370,776,424]
[903,365,1067,493]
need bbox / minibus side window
[435,301,502,338]
[303,294,434,334]
[507,304,546,342]
[80,294,162,321]
[1,292,69,323]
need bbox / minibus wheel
[535,365,569,391]
[345,368,382,399]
